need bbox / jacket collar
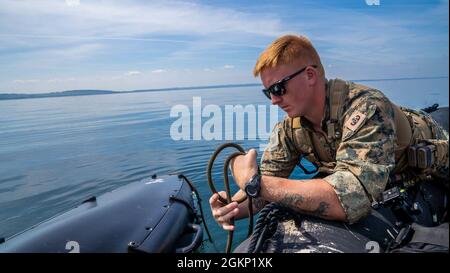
[298,79,331,132]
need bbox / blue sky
[0,0,448,94]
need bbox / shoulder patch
[341,104,378,142]
[345,110,366,131]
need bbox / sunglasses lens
[272,84,280,96]
[262,89,271,99]
[272,84,284,96]
[262,83,285,99]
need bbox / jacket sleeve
[323,94,396,224]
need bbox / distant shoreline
[0,76,447,101]
[0,83,262,101]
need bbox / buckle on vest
[326,120,341,140]
[292,117,301,129]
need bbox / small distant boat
[0,174,204,253]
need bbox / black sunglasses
[262,65,317,99]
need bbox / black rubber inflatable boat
[0,174,204,253]
[428,105,449,131]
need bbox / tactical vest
[288,79,448,179]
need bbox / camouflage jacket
[260,78,448,224]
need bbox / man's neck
[304,83,326,132]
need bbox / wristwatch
[244,174,261,198]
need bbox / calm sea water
[0,78,448,252]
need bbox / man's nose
[271,94,282,105]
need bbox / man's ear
[306,67,317,84]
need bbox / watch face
[245,174,260,197]
[246,185,258,196]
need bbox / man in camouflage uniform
[258,79,449,224]
[209,35,448,237]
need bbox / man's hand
[230,149,259,190]
[209,191,239,231]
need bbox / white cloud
[0,0,283,41]
[13,79,41,84]
[125,71,141,76]
[53,43,104,58]
[151,69,167,73]
[47,78,77,83]
[278,2,449,79]
[1,1,447,93]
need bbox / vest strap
[327,79,348,141]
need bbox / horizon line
[1,76,448,97]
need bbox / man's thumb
[247,149,257,159]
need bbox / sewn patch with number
[345,110,367,132]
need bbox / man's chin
[286,110,301,118]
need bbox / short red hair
[253,35,325,78]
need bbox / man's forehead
[264,57,306,73]
[261,61,303,85]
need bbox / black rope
[247,202,292,253]
[206,143,294,253]
[206,143,255,253]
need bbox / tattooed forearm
[278,193,330,218]
[309,202,330,217]
[279,193,305,208]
